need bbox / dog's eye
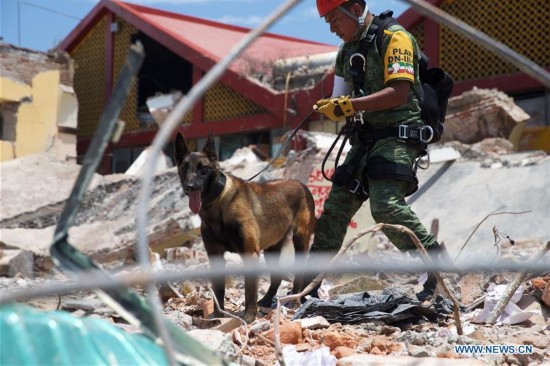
[196,163,208,173]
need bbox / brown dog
[174,133,316,322]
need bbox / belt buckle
[398,125,409,139]
[349,179,361,194]
[353,112,364,124]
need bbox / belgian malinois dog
[174,133,316,322]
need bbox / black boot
[416,272,437,301]
[415,242,442,302]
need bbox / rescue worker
[307,0,442,301]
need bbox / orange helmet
[316,0,349,17]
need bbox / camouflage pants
[311,137,436,254]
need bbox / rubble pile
[442,87,530,144]
[0,43,73,86]
[1,133,549,365]
[0,147,272,274]
[0,153,194,273]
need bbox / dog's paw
[258,306,273,315]
[243,312,257,324]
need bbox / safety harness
[323,10,429,199]
[349,10,433,147]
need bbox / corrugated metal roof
[116,1,337,76]
[60,0,337,77]
[57,0,337,122]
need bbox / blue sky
[1,0,409,52]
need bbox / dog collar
[202,171,227,205]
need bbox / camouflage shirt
[335,19,423,130]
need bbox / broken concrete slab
[296,315,330,330]
[146,91,183,128]
[0,249,33,278]
[186,329,238,361]
[516,294,550,329]
[442,88,530,144]
[410,151,550,264]
[0,221,136,272]
[271,51,337,91]
[324,275,388,299]
[0,153,207,273]
[124,147,173,177]
[0,154,103,222]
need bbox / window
[0,103,18,142]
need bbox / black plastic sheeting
[293,288,453,326]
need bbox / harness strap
[366,156,419,197]
[322,117,369,199]
[372,123,433,145]
[349,22,377,97]
[325,11,430,197]
[321,124,348,181]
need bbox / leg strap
[364,156,419,197]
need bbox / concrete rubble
[0,152,199,272]
[0,43,73,86]
[441,87,530,145]
[0,43,77,162]
[3,138,546,275]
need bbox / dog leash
[247,108,315,181]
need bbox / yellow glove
[313,96,355,121]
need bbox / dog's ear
[203,132,218,163]
[174,133,190,166]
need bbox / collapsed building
[0,43,77,162]
[2,0,548,169]
[1,0,549,365]
[47,0,550,173]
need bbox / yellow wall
[15,71,60,157]
[0,78,31,161]
[0,77,32,102]
[0,70,78,162]
[0,141,15,161]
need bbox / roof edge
[397,0,445,29]
[57,0,116,52]
[114,0,335,47]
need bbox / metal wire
[2,252,549,305]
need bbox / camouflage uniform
[311,20,437,254]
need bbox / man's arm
[314,80,411,121]
[350,80,410,112]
